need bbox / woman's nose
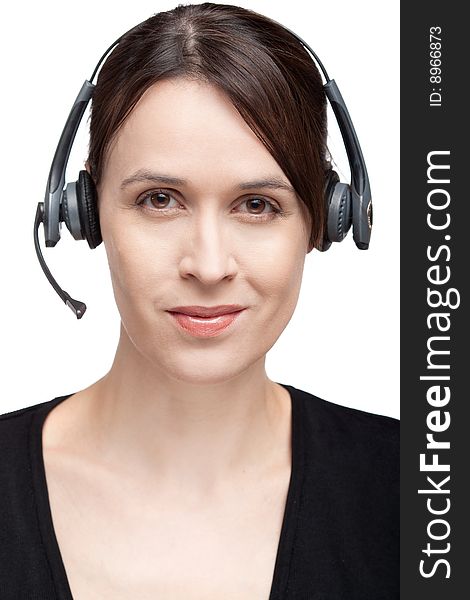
[178,212,238,284]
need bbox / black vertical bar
[401,1,468,597]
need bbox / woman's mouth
[167,309,246,338]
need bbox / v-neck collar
[28,383,305,600]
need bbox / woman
[0,3,398,599]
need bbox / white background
[0,0,399,417]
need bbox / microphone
[34,202,87,319]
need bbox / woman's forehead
[105,78,285,182]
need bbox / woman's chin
[143,349,264,387]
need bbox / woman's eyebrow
[119,169,295,193]
[120,170,185,189]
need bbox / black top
[0,384,399,599]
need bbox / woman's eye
[135,190,282,219]
[137,191,178,210]
[240,197,278,216]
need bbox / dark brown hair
[87,2,331,250]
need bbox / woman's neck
[54,327,292,498]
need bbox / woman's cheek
[259,234,306,292]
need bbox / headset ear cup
[318,170,339,251]
[76,170,102,249]
[61,183,78,239]
[327,181,352,243]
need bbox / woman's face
[97,77,312,384]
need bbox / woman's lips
[167,309,245,337]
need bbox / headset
[34,17,373,320]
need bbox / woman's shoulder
[285,383,399,526]
[0,397,57,430]
[0,399,50,422]
[285,382,398,432]
[0,395,73,523]
[283,383,399,464]
[281,385,399,594]
[0,395,72,456]
[0,394,74,420]
[0,399,50,470]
